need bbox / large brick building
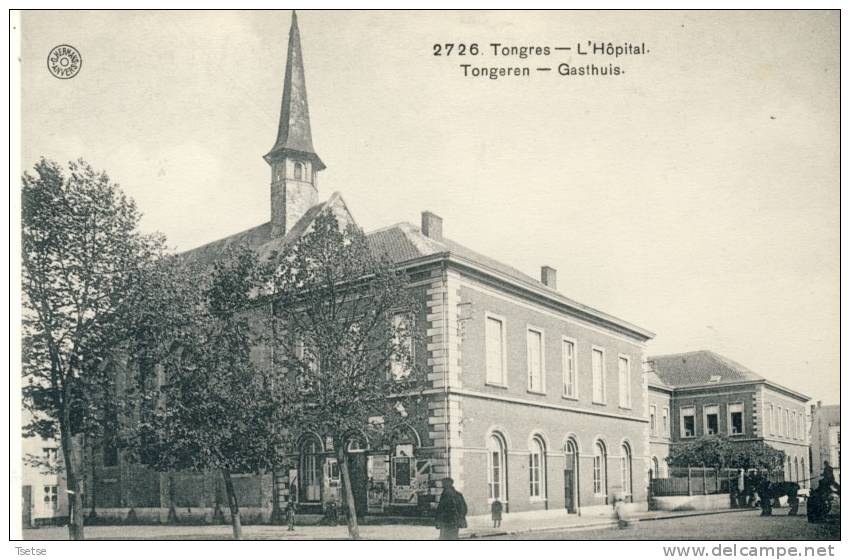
[646,350,811,486]
[86,12,660,523]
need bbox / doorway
[564,439,579,513]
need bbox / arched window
[487,433,507,503]
[794,457,800,483]
[620,443,633,500]
[299,436,323,502]
[593,440,607,498]
[294,162,305,181]
[651,456,660,479]
[529,435,546,499]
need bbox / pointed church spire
[265,11,325,170]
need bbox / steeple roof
[265,11,325,170]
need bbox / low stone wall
[86,506,274,525]
[652,494,729,512]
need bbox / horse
[769,481,801,516]
[755,476,800,516]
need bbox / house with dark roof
[87,12,657,522]
[646,350,811,487]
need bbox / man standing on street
[435,477,468,540]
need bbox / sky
[19,10,839,403]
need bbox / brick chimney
[421,211,443,241]
[541,266,557,289]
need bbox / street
[20,506,840,541]
[483,508,840,540]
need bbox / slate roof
[180,202,653,341]
[181,193,344,266]
[265,11,324,169]
[647,350,764,389]
[366,222,652,340]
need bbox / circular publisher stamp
[47,45,82,79]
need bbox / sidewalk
[21,508,749,540]
[461,507,751,539]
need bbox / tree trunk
[222,470,243,540]
[337,445,360,540]
[59,408,84,540]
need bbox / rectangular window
[767,404,774,436]
[592,348,606,403]
[485,315,506,386]
[784,409,790,437]
[790,411,796,439]
[43,486,57,510]
[663,407,670,436]
[562,338,577,398]
[42,447,57,465]
[650,405,657,435]
[681,406,696,438]
[704,405,720,435]
[618,355,631,408]
[730,403,744,435]
[390,313,413,380]
[775,407,782,437]
[526,328,544,393]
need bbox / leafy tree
[266,211,425,539]
[667,435,732,469]
[667,435,786,472]
[131,247,291,540]
[22,158,166,540]
[725,440,786,472]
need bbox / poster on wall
[367,454,390,512]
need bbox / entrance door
[564,469,576,513]
[564,441,579,513]
[300,439,323,502]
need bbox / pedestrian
[757,476,773,516]
[435,477,468,540]
[822,462,840,493]
[490,499,503,528]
